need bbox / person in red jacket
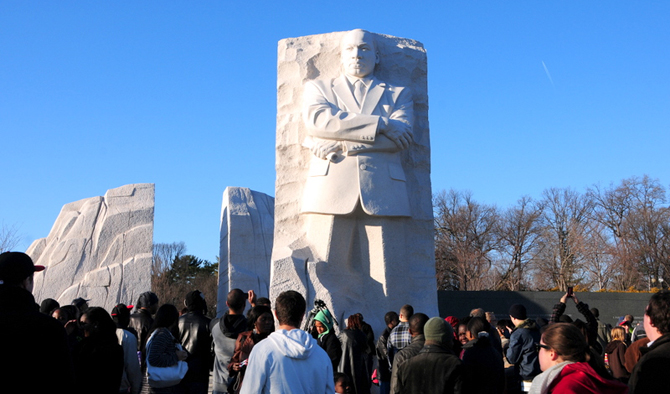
[529,323,628,394]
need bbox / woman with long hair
[144,304,189,394]
[339,314,370,394]
[529,323,628,394]
[227,305,275,394]
[605,326,629,382]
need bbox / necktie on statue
[354,80,366,108]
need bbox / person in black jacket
[74,307,124,394]
[461,317,504,394]
[629,290,670,393]
[376,311,399,394]
[315,308,342,371]
[0,251,75,394]
[178,290,212,394]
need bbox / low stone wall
[438,290,652,327]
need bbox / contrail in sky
[542,61,554,86]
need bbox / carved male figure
[301,29,414,287]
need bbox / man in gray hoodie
[241,290,334,394]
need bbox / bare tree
[152,242,187,277]
[493,196,544,290]
[434,190,499,290]
[0,222,21,253]
[589,176,670,290]
[534,188,594,291]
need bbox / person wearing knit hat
[314,309,342,371]
[396,317,462,393]
[507,303,541,393]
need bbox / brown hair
[347,314,362,330]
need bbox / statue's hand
[381,119,413,150]
[311,140,342,160]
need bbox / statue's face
[340,30,378,78]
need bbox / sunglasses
[535,343,551,352]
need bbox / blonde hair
[611,326,626,342]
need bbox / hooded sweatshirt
[211,313,248,393]
[240,329,334,394]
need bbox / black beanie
[509,304,527,320]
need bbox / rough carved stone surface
[218,187,274,317]
[27,184,154,312]
[271,30,438,334]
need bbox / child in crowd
[334,372,352,394]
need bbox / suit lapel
[361,77,385,115]
[332,75,359,113]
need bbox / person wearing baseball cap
[0,251,74,391]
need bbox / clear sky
[2,1,669,262]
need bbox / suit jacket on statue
[301,74,413,217]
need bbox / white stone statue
[271,30,438,334]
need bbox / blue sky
[2,1,668,262]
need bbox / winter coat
[461,334,505,394]
[531,361,628,394]
[397,344,463,394]
[507,319,541,380]
[629,333,670,394]
[339,328,371,394]
[604,340,629,380]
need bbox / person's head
[0,251,44,292]
[152,304,180,335]
[340,29,379,79]
[52,307,73,326]
[466,316,489,341]
[111,303,133,329]
[470,308,485,318]
[334,372,352,394]
[315,309,335,337]
[538,323,589,371]
[509,304,527,325]
[611,326,626,342]
[80,307,117,340]
[136,292,159,314]
[184,290,207,314]
[71,297,89,314]
[247,305,274,335]
[590,308,600,318]
[457,323,468,345]
[227,288,247,314]
[274,290,306,328]
[624,314,634,325]
[485,311,497,325]
[399,304,414,322]
[408,313,429,337]
[40,298,60,315]
[346,314,363,330]
[644,290,670,341]
[256,297,272,308]
[424,317,454,347]
[385,311,399,329]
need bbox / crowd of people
[3,250,670,394]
